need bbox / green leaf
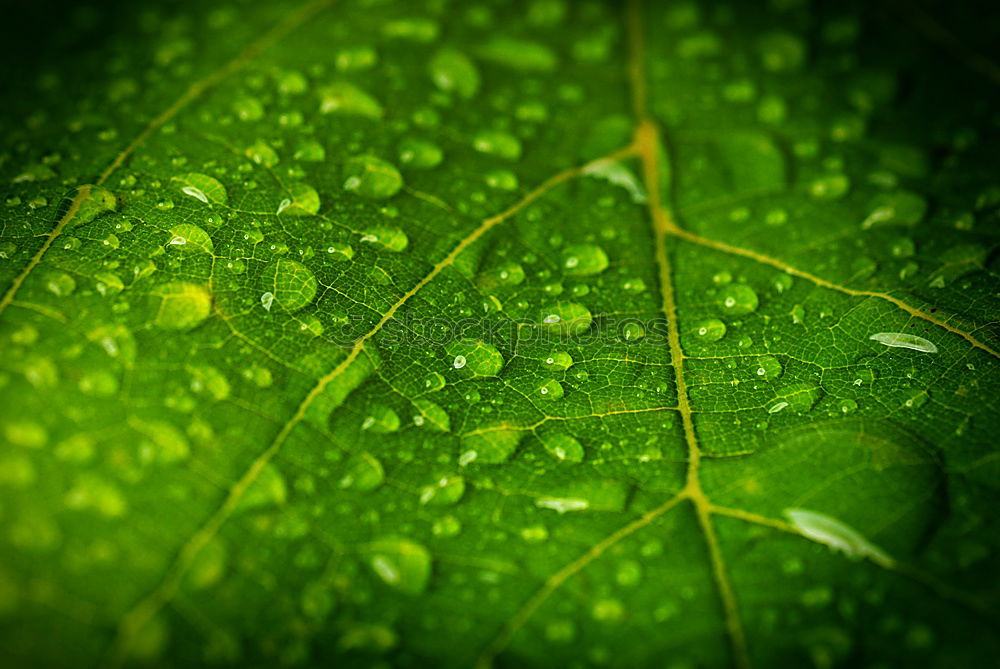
[1,1,999,668]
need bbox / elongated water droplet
[869,332,937,353]
[784,508,893,567]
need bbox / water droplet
[326,242,354,260]
[366,537,431,595]
[809,174,850,200]
[263,259,317,311]
[260,292,274,311]
[476,37,557,71]
[294,140,326,162]
[339,453,385,491]
[772,274,793,294]
[543,351,574,370]
[429,48,479,98]
[361,404,400,433]
[691,318,726,342]
[233,95,264,121]
[318,82,383,118]
[902,390,929,409]
[154,282,212,330]
[519,523,549,543]
[869,332,937,354]
[432,515,462,537]
[539,301,593,336]
[460,424,525,464]
[717,284,759,316]
[423,372,446,392]
[561,244,609,276]
[412,398,450,432]
[581,160,647,203]
[278,183,320,216]
[754,356,783,380]
[535,378,564,399]
[472,130,522,161]
[45,272,76,297]
[479,261,525,288]
[861,191,928,229]
[335,45,378,72]
[536,497,589,513]
[757,32,806,71]
[622,322,645,341]
[445,340,504,376]
[168,223,213,253]
[398,138,443,169]
[419,475,465,505]
[360,225,408,252]
[245,139,279,167]
[784,508,892,566]
[485,169,519,191]
[343,154,403,200]
[540,432,584,462]
[615,559,643,587]
[838,398,858,414]
[175,173,227,204]
[771,382,822,413]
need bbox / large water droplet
[343,155,403,200]
[717,284,759,316]
[539,301,593,336]
[263,259,317,311]
[445,340,504,376]
[153,282,212,330]
[429,48,480,98]
[366,537,431,595]
[561,244,609,276]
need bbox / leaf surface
[1,1,999,667]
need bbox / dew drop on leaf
[543,351,574,371]
[419,475,465,505]
[691,318,726,342]
[535,378,564,399]
[361,404,400,433]
[262,259,317,311]
[472,130,522,161]
[445,340,504,376]
[339,453,385,492]
[869,332,937,354]
[561,244,609,276]
[167,223,213,253]
[174,173,227,204]
[366,538,431,595]
[717,284,759,316]
[153,282,212,330]
[428,47,479,98]
[398,137,443,169]
[318,82,384,118]
[343,155,404,200]
[539,301,593,336]
[540,432,584,462]
[754,355,783,380]
[361,226,408,252]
